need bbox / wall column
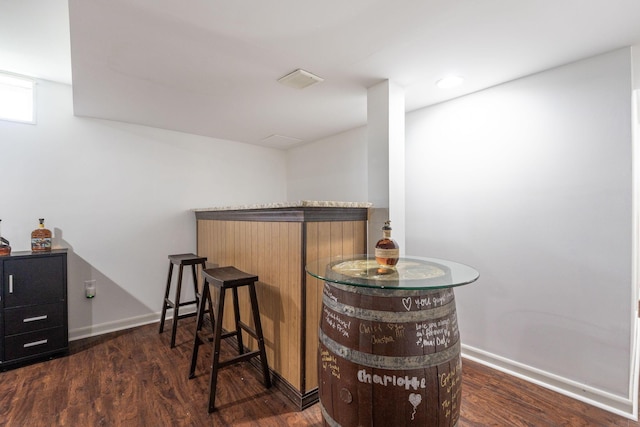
[367,80,405,253]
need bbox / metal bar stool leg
[189,280,211,379]
[193,259,214,327]
[199,260,215,327]
[208,285,227,413]
[170,264,185,348]
[231,287,244,354]
[191,265,198,301]
[248,282,272,388]
[159,262,174,334]
[190,263,200,307]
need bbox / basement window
[0,72,36,124]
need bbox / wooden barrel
[318,282,461,427]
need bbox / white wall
[405,48,635,414]
[289,47,637,417]
[0,80,287,339]
[286,126,368,202]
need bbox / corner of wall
[631,43,640,423]
[632,44,640,91]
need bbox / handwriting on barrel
[415,317,458,348]
[402,294,450,311]
[357,369,426,390]
[323,307,351,338]
[320,349,341,379]
[359,322,406,345]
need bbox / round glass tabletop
[306,254,479,290]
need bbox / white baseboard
[461,343,638,420]
[68,307,197,342]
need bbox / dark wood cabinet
[0,249,68,368]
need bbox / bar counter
[194,201,371,408]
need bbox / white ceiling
[2,0,640,149]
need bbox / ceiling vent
[277,69,323,89]
[261,134,303,148]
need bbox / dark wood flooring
[0,318,637,426]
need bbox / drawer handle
[23,315,48,323]
[8,274,13,293]
[23,339,48,348]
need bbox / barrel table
[306,255,479,427]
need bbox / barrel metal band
[319,328,460,370]
[322,293,456,323]
[327,281,455,300]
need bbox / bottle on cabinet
[31,218,52,252]
[0,219,10,256]
[374,220,399,272]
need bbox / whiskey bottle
[0,219,11,256]
[31,218,52,252]
[375,220,399,271]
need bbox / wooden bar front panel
[196,213,367,408]
[197,219,303,390]
[305,221,366,391]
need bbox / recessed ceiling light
[278,69,323,89]
[436,75,464,89]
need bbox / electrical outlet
[84,280,96,298]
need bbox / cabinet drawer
[4,303,65,335]
[4,327,67,361]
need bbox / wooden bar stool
[189,266,271,413]
[159,253,207,348]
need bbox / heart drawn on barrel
[402,297,412,311]
[409,393,422,407]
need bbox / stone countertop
[194,200,372,212]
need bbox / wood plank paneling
[198,220,303,389]
[304,220,367,391]
[197,214,367,408]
